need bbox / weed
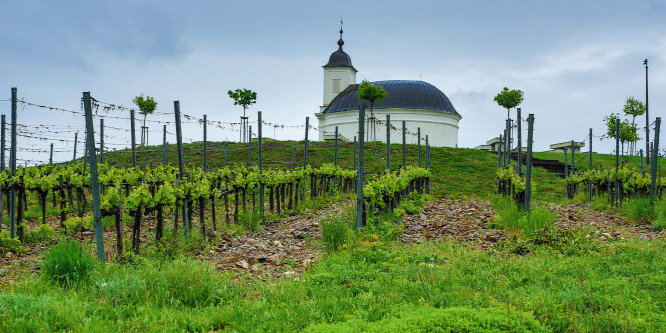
[25,224,57,244]
[320,206,355,252]
[621,196,656,224]
[490,196,554,237]
[0,230,21,254]
[41,239,97,287]
[653,199,666,230]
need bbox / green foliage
[495,226,600,256]
[132,94,158,127]
[305,306,547,332]
[517,207,556,237]
[357,80,388,111]
[237,209,263,233]
[394,193,431,217]
[0,230,21,254]
[489,196,554,236]
[132,94,158,114]
[63,216,93,234]
[623,96,646,119]
[321,206,355,252]
[227,88,257,117]
[363,211,404,242]
[604,113,640,153]
[653,200,666,230]
[621,196,656,224]
[25,224,57,244]
[494,87,524,117]
[41,240,96,287]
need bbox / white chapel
[315,28,462,147]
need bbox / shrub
[304,306,547,332]
[621,196,656,224]
[41,240,96,287]
[25,224,57,244]
[0,230,21,254]
[495,226,600,256]
[321,209,354,253]
[490,196,554,236]
[63,216,93,234]
[517,206,555,237]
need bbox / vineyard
[0,159,431,260]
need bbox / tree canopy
[132,94,158,127]
[228,89,257,117]
[623,97,646,121]
[357,80,388,109]
[494,87,524,119]
[604,113,640,156]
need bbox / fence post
[83,130,89,176]
[174,101,188,237]
[498,134,503,168]
[130,110,137,168]
[517,108,522,176]
[203,114,208,172]
[356,100,366,228]
[258,111,264,222]
[224,142,228,167]
[640,149,644,176]
[1,114,4,171]
[650,117,661,204]
[524,114,534,212]
[9,88,17,238]
[49,143,53,166]
[589,128,593,203]
[386,115,391,171]
[615,118,620,205]
[426,135,430,194]
[334,126,339,167]
[504,119,511,167]
[564,148,569,199]
[248,125,252,168]
[402,121,406,169]
[73,132,78,163]
[417,127,421,167]
[303,117,309,169]
[99,119,104,164]
[571,140,575,174]
[353,136,357,171]
[162,125,168,165]
[83,92,105,261]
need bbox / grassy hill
[101,140,584,202]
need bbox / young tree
[494,87,524,120]
[132,94,158,129]
[605,113,640,157]
[227,89,257,118]
[357,80,388,141]
[622,97,646,155]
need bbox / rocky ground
[1,199,665,285]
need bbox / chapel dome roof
[322,80,460,116]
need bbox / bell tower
[321,22,357,112]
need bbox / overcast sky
[2,1,665,165]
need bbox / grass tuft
[41,239,97,288]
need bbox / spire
[338,17,344,50]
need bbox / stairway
[508,152,568,178]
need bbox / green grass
[2,239,665,332]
